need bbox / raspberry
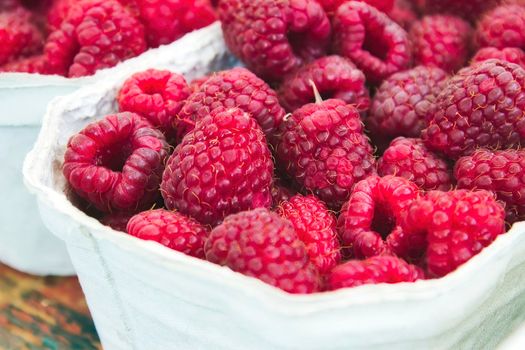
[394,190,506,277]
[387,0,418,31]
[161,108,274,226]
[316,0,394,14]
[378,138,453,191]
[422,59,525,159]
[219,0,331,81]
[278,56,370,114]
[0,0,20,12]
[46,0,73,32]
[423,0,501,21]
[205,208,320,293]
[276,99,376,209]
[332,1,412,83]
[134,0,216,48]
[0,7,44,66]
[472,47,525,69]
[367,65,448,141]
[455,148,525,224]
[327,256,423,290]
[0,54,47,74]
[476,5,525,50]
[277,194,341,274]
[127,209,208,258]
[337,175,420,259]
[63,112,169,213]
[188,74,211,93]
[100,212,134,232]
[409,15,472,73]
[177,68,286,142]
[44,0,147,77]
[118,69,190,139]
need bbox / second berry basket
[23,59,525,349]
[0,21,231,275]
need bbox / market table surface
[0,263,101,349]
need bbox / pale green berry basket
[0,22,230,276]
[22,24,525,350]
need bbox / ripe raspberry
[277,194,341,274]
[177,68,286,142]
[161,108,274,226]
[278,56,370,114]
[394,190,506,277]
[134,0,216,48]
[387,0,418,31]
[422,59,525,159]
[188,74,211,93]
[476,5,525,49]
[0,0,20,12]
[205,208,320,293]
[127,209,208,258]
[423,0,501,21]
[276,99,376,209]
[409,15,472,73]
[378,138,453,191]
[332,1,412,83]
[316,0,394,14]
[45,0,147,77]
[327,256,423,290]
[337,175,420,259]
[472,47,525,69]
[0,54,47,74]
[0,7,44,66]
[367,65,448,141]
[46,0,73,32]
[100,212,134,232]
[63,112,169,213]
[118,69,190,139]
[455,148,525,224]
[219,0,331,81]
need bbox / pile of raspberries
[0,0,215,77]
[63,0,525,294]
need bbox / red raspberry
[118,69,190,139]
[316,0,394,14]
[378,138,453,191]
[188,74,211,93]
[177,68,285,142]
[422,0,501,21]
[219,0,331,81]
[127,209,208,258]
[278,56,370,114]
[0,54,47,74]
[367,65,448,141]
[276,99,376,209]
[387,0,418,31]
[327,256,423,290]
[63,112,169,213]
[161,108,274,226]
[46,0,73,32]
[472,47,525,69]
[0,7,43,66]
[455,148,525,224]
[100,212,134,232]
[409,15,472,73]
[0,0,20,12]
[133,0,216,48]
[337,175,420,259]
[332,1,412,83]
[44,0,147,77]
[476,5,525,50]
[277,194,341,274]
[205,208,320,293]
[394,190,506,277]
[422,59,525,159]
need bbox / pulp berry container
[22,50,525,349]
[0,22,230,276]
